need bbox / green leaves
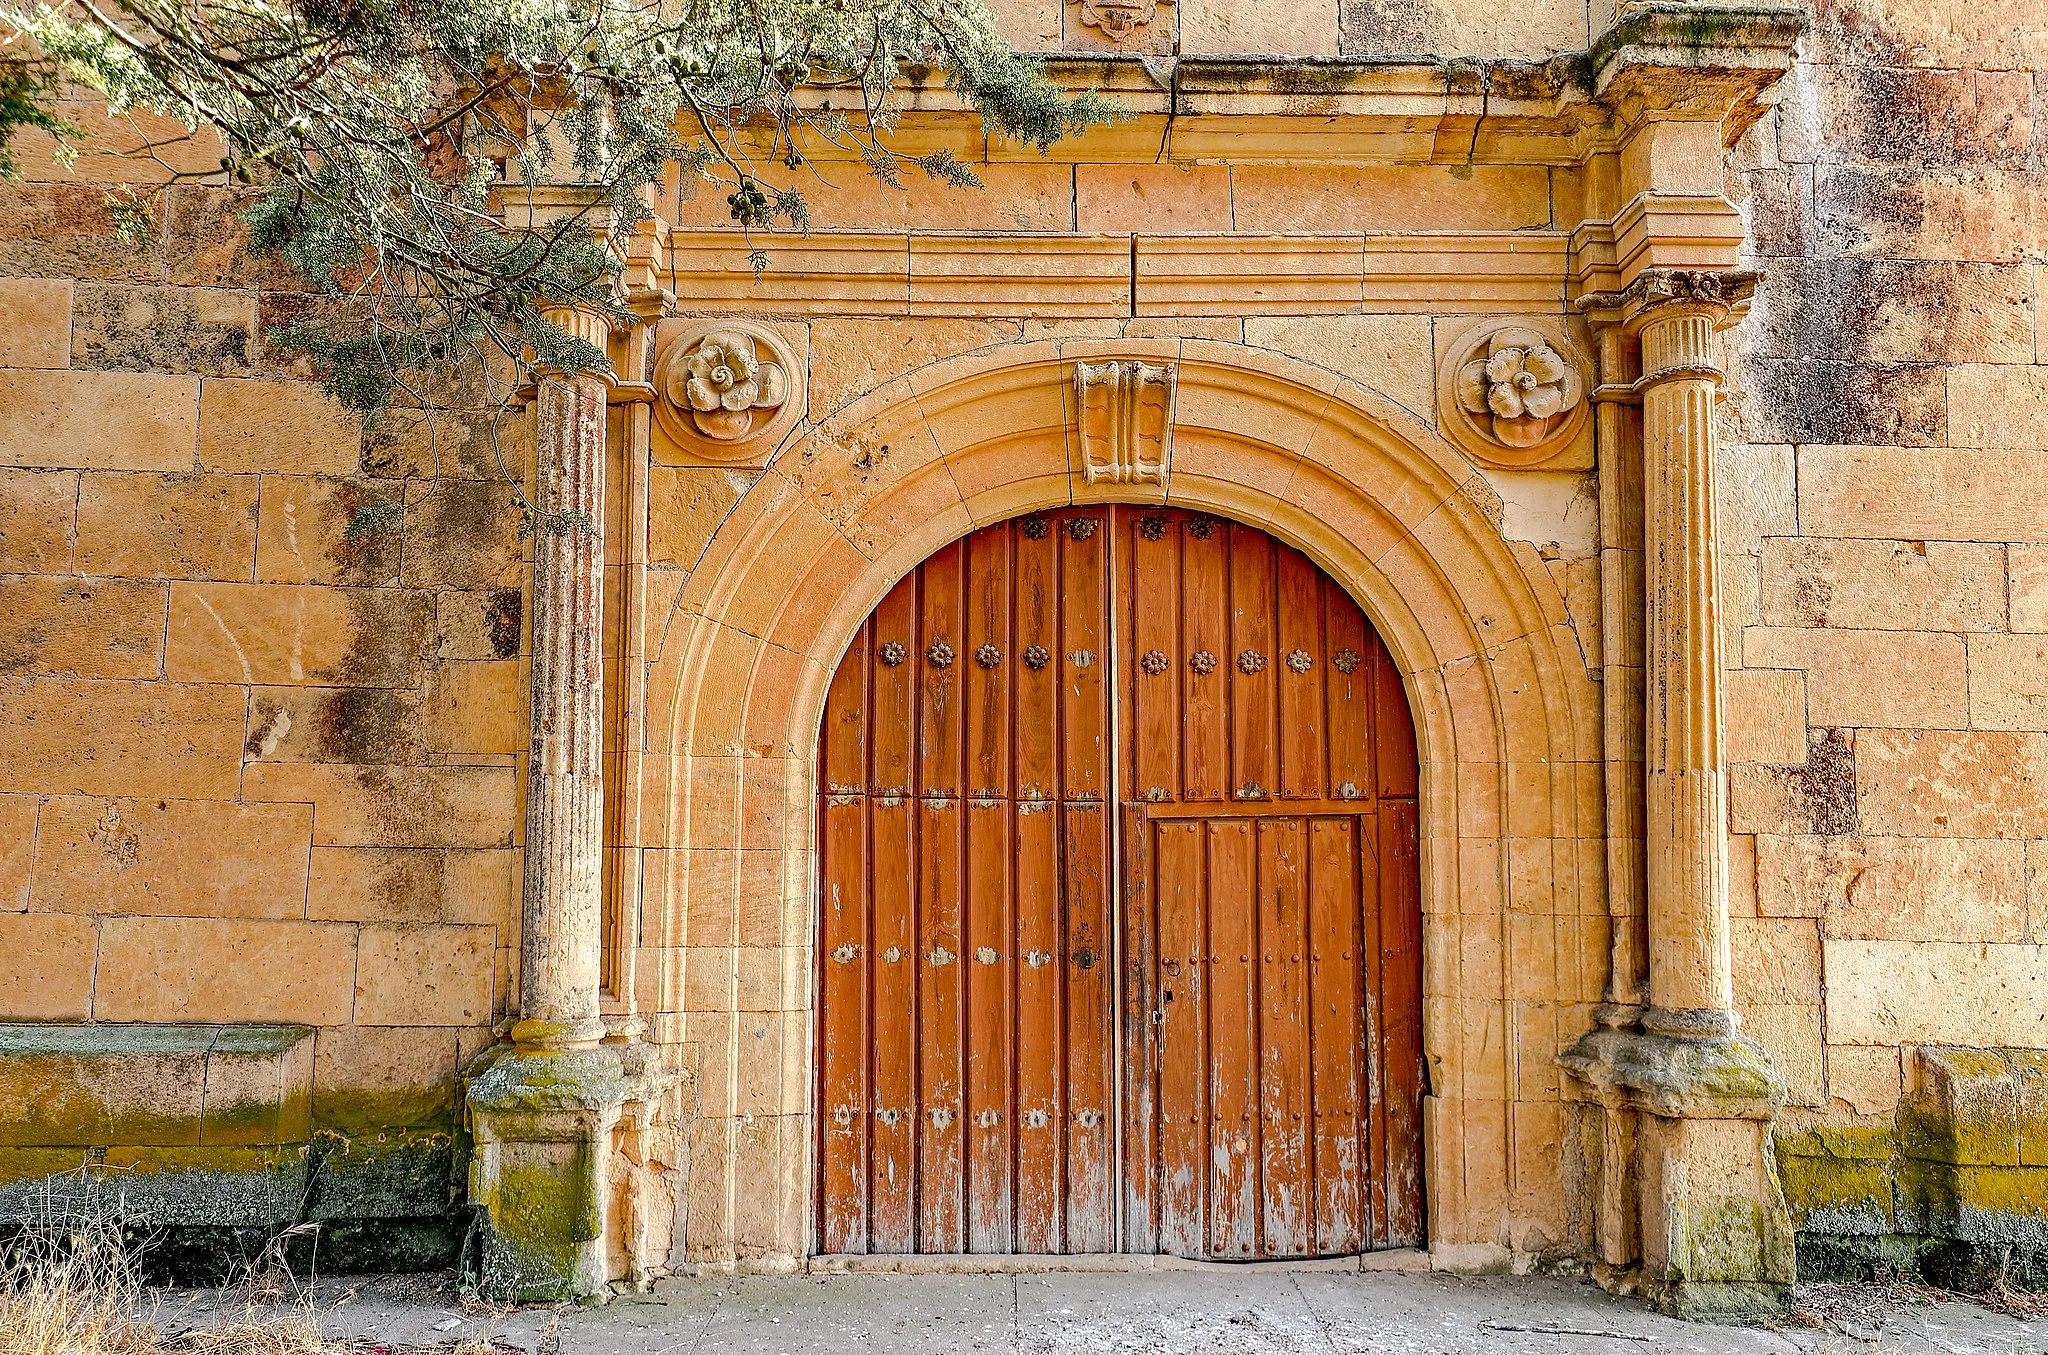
[1,0,1116,431]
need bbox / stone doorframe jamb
[640,338,1601,1268]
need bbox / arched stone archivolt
[641,338,1602,1267]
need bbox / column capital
[1576,267,1759,336]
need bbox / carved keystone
[1074,359,1177,487]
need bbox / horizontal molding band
[667,230,1572,318]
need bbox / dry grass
[0,1218,502,1355]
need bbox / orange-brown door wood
[815,507,1423,1256]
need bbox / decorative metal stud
[1071,649,1094,668]
[831,943,860,964]
[1021,514,1049,539]
[832,1105,855,1127]
[882,946,902,963]
[1139,514,1167,541]
[1075,1109,1102,1129]
[975,946,1000,965]
[1025,1108,1051,1129]
[1187,516,1215,540]
[1141,649,1169,675]
[1286,648,1314,674]
[927,639,955,668]
[929,945,956,966]
[930,1107,954,1129]
[1025,949,1054,968]
[975,643,1002,669]
[1332,647,1361,674]
[877,1108,902,1126]
[975,1108,1003,1127]
[878,640,907,667]
[1189,650,1218,676]
[1237,649,1267,675]
[1024,644,1051,670]
[1067,517,1098,541]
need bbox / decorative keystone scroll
[1074,359,1177,486]
[1437,320,1590,469]
[1079,0,1159,41]
[653,320,805,464]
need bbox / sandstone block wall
[1723,0,2048,1267]
[0,116,528,1250]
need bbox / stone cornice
[747,7,1805,168]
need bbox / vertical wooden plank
[1371,630,1420,800]
[1323,587,1374,805]
[1307,816,1365,1256]
[917,543,966,1251]
[1361,806,1389,1248]
[1059,512,1114,1252]
[867,578,921,1252]
[1227,525,1277,802]
[1129,510,1182,805]
[1012,519,1063,1253]
[964,526,1014,1252]
[1275,548,1327,799]
[1380,797,1426,1247]
[817,624,871,1253]
[1154,819,1209,1257]
[1119,805,1157,1252]
[1206,818,1259,1258]
[1257,818,1311,1257]
[1181,518,1228,802]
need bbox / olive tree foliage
[0,0,1113,419]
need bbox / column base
[464,1042,675,1302]
[1561,1026,1794,1322]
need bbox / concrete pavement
[158,1268,2048,1354]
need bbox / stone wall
[1722,0,2048,1276]
[0,0,2044,1293]
[0,105,527,1264]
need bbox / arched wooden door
[815,507,1423,1258]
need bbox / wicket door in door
[815,508,1424,1257]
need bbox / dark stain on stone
[484,588,523,660]
[70,281,254,375]
[1787,729,1858,838]
[318,687,418,765]
[1336,0,1446,59]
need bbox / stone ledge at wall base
[1561,1025,1795,1322]
[0,1023,467,1281]
[463,1040,677,1304]
[1779,1046,2048,1293]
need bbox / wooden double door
[815,507,1424,1259]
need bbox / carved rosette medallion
[1437,321,1590,468]
[1074,359,1177,487]
[1079,0,1159,41]
[654,320,805,463]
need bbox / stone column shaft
[518,333,610,1051]
[1595,325,1648,1020]
[1636,302,1735,1032]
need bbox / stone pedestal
[466,1042,670,1301]
[1565,269,1793,1320]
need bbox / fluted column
[1632,285,1739,1037]
[516,305,611,1052]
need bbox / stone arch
[643,338,1602,1267]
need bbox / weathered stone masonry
[2,0,2046,1314]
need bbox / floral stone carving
[1438,322,1589,468]
[1080,0,1159,41]
[654,320,805,462]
